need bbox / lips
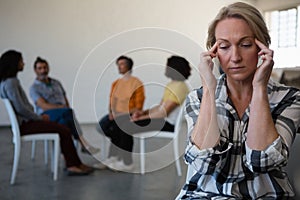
[229,66,244,71]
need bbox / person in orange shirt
[95,55,145,169]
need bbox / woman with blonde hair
[177,2,300,199]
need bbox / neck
[37,76,50,83]
[226,80,253,108]
[122,73,131,80]
[226,76,253,99]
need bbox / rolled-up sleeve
[245,136,288,173]
[245,88,300,173]
[185,136,232,175]
[184,89,232,174]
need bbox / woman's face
[18,57,24,71]
[215,18,259,82]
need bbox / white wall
[0,0,297,124]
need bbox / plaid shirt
[179,74,300,199]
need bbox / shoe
[66,165,93,176]
[93,162,107,170]
[81,146,101,155]
[67,170,89,176]
[110,160,134,171]
[102,156,118,166]
[79,164,94,173]
[93,157,118,170]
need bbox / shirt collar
[34,77,52,87]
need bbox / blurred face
[34,62,49,80]
[215,18,259,82]
[18,57,24,71]
[117,59,130,75]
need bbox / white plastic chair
[31,137,78,165]
[135,105,185,176]
[2,98,60,185]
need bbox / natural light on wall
[265,5,300,68]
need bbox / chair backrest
[173,104,186,137]
[1,98,21,145]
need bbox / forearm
[135,106,162,120]
[247,86,279,150]
[148,107,166,119]
[191,88,220,149]
[38,101,65,111]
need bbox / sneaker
[93,156,117,170]
[110,160,134,171]
[81,146,101,155]
[93,162,107,170]
[102,156,118,166]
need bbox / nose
[230,46,242,63]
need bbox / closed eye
[218,44,230,50]
[219,46,229,49]
[240,44,252,48]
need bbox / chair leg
[140,138,145,174]
[31,140,36,160]
[10,142,21,185]
[52,138,59,181]
[44,140,48,165]
[50,140,54,172]
[173,137,182,176]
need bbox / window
[265,5,300,68]
[267,7,298,48]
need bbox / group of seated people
[96,55,191,170]
[1,2,300,198]
[0,50,191,175]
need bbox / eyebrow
[216,36,254,43]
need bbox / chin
[227,74,253,82]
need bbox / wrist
[252,85,267,96]
[202,86,216,99]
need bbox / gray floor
[0,125,188,200]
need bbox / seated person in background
[103,55,191,171]
[30,57,100,154]
[0,50,93,175]
[95,55,145,169]
[177,2,300,199]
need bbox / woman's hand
[253,39,274,89]
[131,110,145,121]
[41,114,50,121]
[199,42,218,91]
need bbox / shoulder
[167,81,188,91]
[131,76,143,84]
[268,79,300,102]
[30,79,40,89]
[2,77,19,88]
[50,77,62,85]
[112,78,120,86]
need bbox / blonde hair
[206,2,271,50]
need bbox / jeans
[43,108,82,140]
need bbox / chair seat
[22,134,59,141]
